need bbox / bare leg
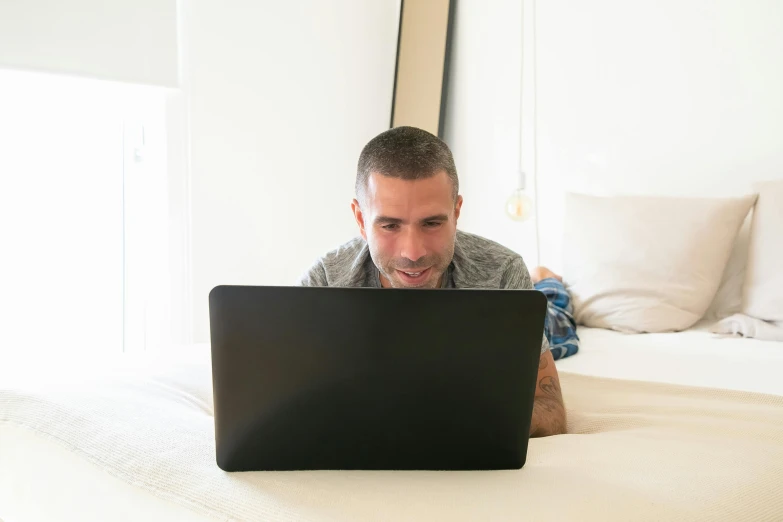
[530,266,562,284]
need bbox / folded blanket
[710,313,783,342]
[2,358,782,521]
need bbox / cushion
[703,212,754,321]
[563,192,756,333]
[742,179,783,322]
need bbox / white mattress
[2,330,783,522]
[556,324,783,396]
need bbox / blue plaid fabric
[534,278,579,360]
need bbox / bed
[558,322,783,395]
[2,327,783,522]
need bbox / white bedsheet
[557,324,783,396]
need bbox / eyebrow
[420,214,449,222]
[373,214,449,225]
[374,216,403,225]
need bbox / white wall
[446,0,783,273]
[534,0,783,272]
[182,0,400,342]
[442,0,540,266]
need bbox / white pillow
[563,192,756,333]
[742,179,783,322]
[703,212,754,321]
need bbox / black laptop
[208,285,547,472]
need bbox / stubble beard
[370,244,454,289]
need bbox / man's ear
[454,195,464,222]
[351,199,367,240]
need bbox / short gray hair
[355,126,459,203]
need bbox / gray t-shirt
[298,230,550,355]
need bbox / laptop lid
[209,285,547,471]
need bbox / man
[299,126,566,437]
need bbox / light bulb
[505,188,534,221]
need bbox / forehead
[365,171,454,217]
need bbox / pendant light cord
[520,0,541,266]
[532,0,541,266]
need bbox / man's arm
[502,257,567,437]
[529,349,567,437]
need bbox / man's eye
[424,221,442,228]
[382,224,399,230]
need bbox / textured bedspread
[1,358,782,521]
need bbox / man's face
[352,171,463,288]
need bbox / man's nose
[400,229,427,263]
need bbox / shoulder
[298,237,372,287]
[451,230,533,289]
[454,230,521,264]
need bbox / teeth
[405,272,421,277]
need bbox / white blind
[0,0,178,87]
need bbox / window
[0,68,173,360]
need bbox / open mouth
[396,267,431,284]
